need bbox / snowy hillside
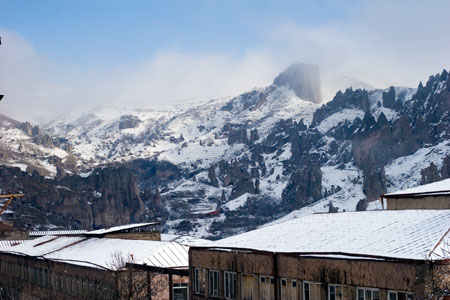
[45,86,317,171]
[1,65,449,239]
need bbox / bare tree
[105,251,168,300]
[424,240,450,300]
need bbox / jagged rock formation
[1,66,449,238]
[119,115,140,130]
[0,165,145,230]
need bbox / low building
[29,230,88,238]
[0,221,28,240]
[189,210,450,300]
[0,222,191,300]
[382,179,450,210]
[85,222,162,240]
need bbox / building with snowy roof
[29,229,88,238]
[382,178,450,210]
[0,221,29,240]
[0,222,192,300]
[189,210,450,300]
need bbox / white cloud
[1,0,449,122]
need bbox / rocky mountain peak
[273,62,322,104]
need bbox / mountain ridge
[0,65,448,238]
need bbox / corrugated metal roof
[1,236,188,270]
[0,240,27,250]
[86,222,160,235]
[160,234,213,246]
[29,230,88,236]
[212,210,450,261]
[383,178,450,197]
[140,242,188,268]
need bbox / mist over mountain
[0,64,449,238]
[273,63,322,103]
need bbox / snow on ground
[43,85,317,171]
[258,145,291,199]
[372,107,397,121]
[222,193,250,211]
[368,87,415,108]
[385,141,450,192]
[39,159,57,178]
[165,213,226,239]
[10,163,27,172]
[267,163,365,226]
[0,124,71,177]
[316,109,365,133]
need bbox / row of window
[0,259,115,299]
[194,268,414,300]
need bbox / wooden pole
[169,273,173,300]
[147,271,152,300]
[127,267,132,300]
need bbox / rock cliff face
[0,165,145,230]
[1,66,449,238]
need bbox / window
[329,284,349,300]
[194,268,206,295]
[260,276,275,300]
[303,282,321,300]
[209,270,220,297]
[280,278,297,300]
[388,291,414,300]
[224,272,237,299]
[174,283,189,300]
[357,288,379,300]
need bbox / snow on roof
[0,240,27,250]
[160,233,180,241]
[29,230,88,236]
[2,236,179,270]
[383,178,450,197]
[160,234,213,246]
[140,242,189,269]
[86,222,160,235]
[211,210,450,261]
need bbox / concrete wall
[0,252,117,300]
[385,195,450,210]
[189,248,439,300]
[0,229,29,240]
[104,231,161,241]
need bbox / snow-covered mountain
[0,64,449,238]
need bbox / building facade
[189,210,450,300]
[0,223,191,300]
[189,248,447,300]
[382,178,450,210]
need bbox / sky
[0,0,449,122]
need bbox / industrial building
[189,210,450,300]
[382,178,450,210]
[0,222,192,300]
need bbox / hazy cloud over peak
[0,0,449,122]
